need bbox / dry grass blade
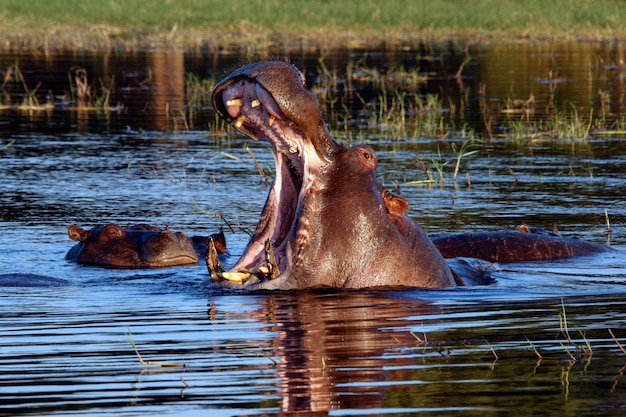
[409,330,428,346]
[483,337,499,361]
[559,298,573,344]
[244,144,269,183]
[605,209,612,234]
[608,329,626,355]
[525,336,543,359]
[125,329,185,368]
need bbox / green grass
[2,0,626,50]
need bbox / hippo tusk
[234,115,247,128]
[226,98,244,107]
[263,238,280,279]
[220,271,253,283]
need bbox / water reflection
[2,42,626,135]
[205,291,626,416]
[263,292,436,413]
[1,45,626,416]
[477,41,626,117]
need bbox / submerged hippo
[431,225,608,263]
[375,188,608,263]
[208,61,609,290]
[66,224,227,269]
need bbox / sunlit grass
[2,0,626,51]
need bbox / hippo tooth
[289,143,298,154]
[226,98,244,107]
[268,115,275,126]
[251,99,261,108]
[234,115,247,128]
[220,271,252,283]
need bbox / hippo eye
[103,224,125,239]
[363,151,371,160]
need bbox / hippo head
[210,61,458,289]
[65,224,200,268]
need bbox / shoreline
[2,26,626,53]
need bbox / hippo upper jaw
[212,61,337,159]
[212,62,339,279]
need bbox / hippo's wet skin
[210,61,488,289]
[431,225,609,263]
[378,191,609,263]
[66,224,227,269]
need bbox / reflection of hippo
[209,61,610,290]
[248,292,441,413]
[65,224,227,269]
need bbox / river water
[1,43,626,416]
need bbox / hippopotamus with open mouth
[66,223,227,269]
[208,61,609,290]
[209,61,485,289]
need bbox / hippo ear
[381,188,409,216]
[68,225,89,242]
[211,229,228,254]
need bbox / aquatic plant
[67,66,116,111]
[185,72,215,107]
[0,61,52,111]
[125,328,185,367]
[363,90,454,140]
[4,55,626,143]
[405,138,478,187]
[451,139,480,181]
[350,62,429,91]
[168,73,220,131]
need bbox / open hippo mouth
[211,61,337,284]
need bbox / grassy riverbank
[2,0,626,51]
